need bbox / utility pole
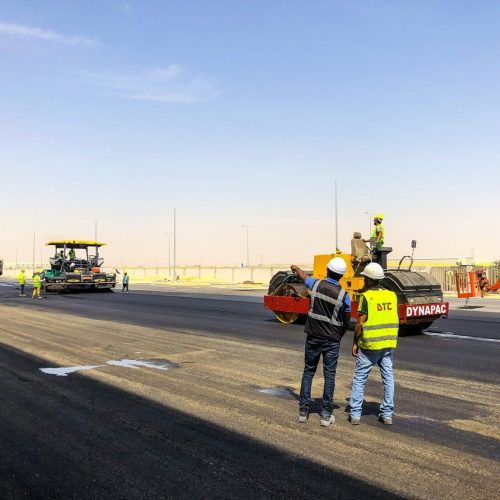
[173,208,176,282]
[242,225,252,266]
[164,232,171,280]
[364,211,372,239]
[32,230,35,273]
[334,181,339,251]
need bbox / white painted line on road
[40,365,104,376]
[423,331,500,343]
[40,358,179,376]
[106,359,172,370]
[0,282,14,287]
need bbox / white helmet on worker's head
[361,262,385,280]
[327,257,347,276]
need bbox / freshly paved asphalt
[0,282,499,498]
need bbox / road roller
[264,234,449,333]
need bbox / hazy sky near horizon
[0,1,499,266]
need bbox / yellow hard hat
[374,213,384,220]
[35,268,42,273]
[21,268,25,272]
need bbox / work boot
[378,414,393,425]
[348,415,361,425]
[298,410,308,423]
[320,413,335,427]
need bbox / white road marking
[106,359,171,370]
[0,282,14,287]
[423,331,500,343]
[40,358,177,376]
[40,365,103,376]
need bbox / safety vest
[18,273,25,285]
[372,224,384,246]
[304,280,347,342]
[358,288,399,350]
[33,274,41,288]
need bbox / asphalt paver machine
[43,240,116,292]
[264,233,449,334]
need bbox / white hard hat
[361,262,385,280]
[327,257,347,276]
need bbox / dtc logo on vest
[377,302,393,311]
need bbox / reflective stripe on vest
[33,275,41,287]
[308,280,346,327]
[18,274,25,284]
[358,288,399,350]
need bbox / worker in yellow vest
[349,262,399,425]
[32,270,42,299]
[18,269,27,296]
[364,213,384,249]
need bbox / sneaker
[378,414,393,425]
[320,414,335,427]
[298,410,308,423]
[348,415,361,425]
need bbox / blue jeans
[299,338,340,417]
[349,348,394,419]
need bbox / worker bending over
[291,258,351,427]
[349,262,399,425]
[32,270,42,299]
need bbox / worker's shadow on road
[309,398,341,414]
[344,398,380,416]
[0,343,398,499]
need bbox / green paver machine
[43,240,116,291]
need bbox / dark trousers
[299,337,340,416]
[122,283,129,292]
[20,284,25,294]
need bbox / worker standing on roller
[349,262,399,425]
[18,268,26,296]
[364,214,384,250]
[291,258,351,427]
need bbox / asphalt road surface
[0,282,498,499]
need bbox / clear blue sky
[1,1,499,265]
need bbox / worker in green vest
[18,268,27,296]
[68,248,76,260]
[348,262,399,425]
[32,269,42,299]
[364,213,384,249]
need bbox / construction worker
[18,268,26,296]
[349,262,399,425]
[68,248,76,260]
[32,269,42,299]
[122,272,129,293]
[291,257,351,427]
[364,214,384,249]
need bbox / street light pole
[173,208,176,282]
[364,211,372,239]
[164,232,171,280]
[32,230,35,273]
[334,180,339,251]
[242,225,252,266]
